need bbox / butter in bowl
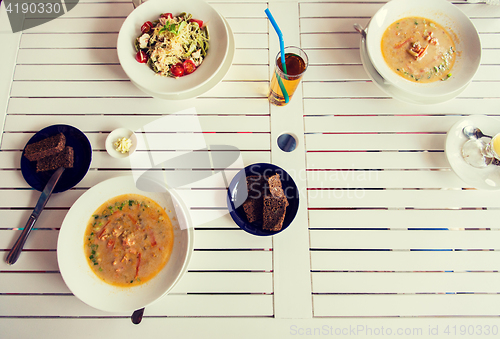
[105,128,138,158]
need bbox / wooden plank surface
[0,294,273,317]
[7,97,270,115]
[310,230,500,250]
[308,209,500,229]
[0,0,276,323]
[311,251,500,272]
[313,294,500,317]
[312,272,500,293]
[300,0,500,319]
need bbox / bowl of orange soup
[365,0,481,100]
[57,176,194,313]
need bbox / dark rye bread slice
[24,133,66,161]
[262,195,288,231]
[262,173,288,231]
[242,175,267,223]
[267,173,287,201]
[36,146,74,172]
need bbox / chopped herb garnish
[159,22,180,35]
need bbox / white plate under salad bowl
[57,176,194,313]
[366,0,481,99]
[131,16,235,100]
[445,116,500,190]
[117,0,229,99]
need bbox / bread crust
[262,195,288,231]
[241,173,289,231]
[242,175,267,222]
[36,146,74,172]
[24,133,66,161]
[262,174,288,231]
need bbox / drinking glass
[462,133,500,168]
[268,46,308,106]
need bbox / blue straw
[265,9,287,74]
[264,8,289,103]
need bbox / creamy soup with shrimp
[381,17,457,83]
[84,194,174,287]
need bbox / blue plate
[226,163,299,236]
[21,125,92,193]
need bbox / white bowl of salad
[117,0,229,99]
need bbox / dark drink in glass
[268,46,308,106]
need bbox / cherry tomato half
[170,63,185,77]
[161,13,173,19]
[135,51,148,63]
[190,19,203,27]
[141,21,153,34]
[183,60,197,75]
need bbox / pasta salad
[135,12,209,78]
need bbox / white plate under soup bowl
[57,176,194,313]
[366,0,481,98]
[117,0,228,97]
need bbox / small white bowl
[366,0,481,99]
[105,128,137,158]
[446,116,500,190]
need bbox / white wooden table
[1,0,500,337]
